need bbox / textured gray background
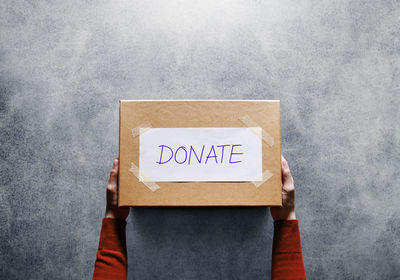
[1,1,399,279]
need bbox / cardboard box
[119,100,282,206]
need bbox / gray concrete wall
[1,1,399,279]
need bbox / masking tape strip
[131,121,152,138]
[129,162,160,192]
[239,115,274,147]
[252,170,273,188]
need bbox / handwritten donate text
[156,144,243,165]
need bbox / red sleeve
[271,219,306,280]
[93,218,127,280]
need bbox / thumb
[281,155,294,187]
[107,158,119,187]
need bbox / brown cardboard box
[119,100,282,206]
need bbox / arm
[93,157,130,280]
[270,156,306,280]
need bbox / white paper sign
[139,128,262,182]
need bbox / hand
[270,155,296,221]
[105,157,130,220]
